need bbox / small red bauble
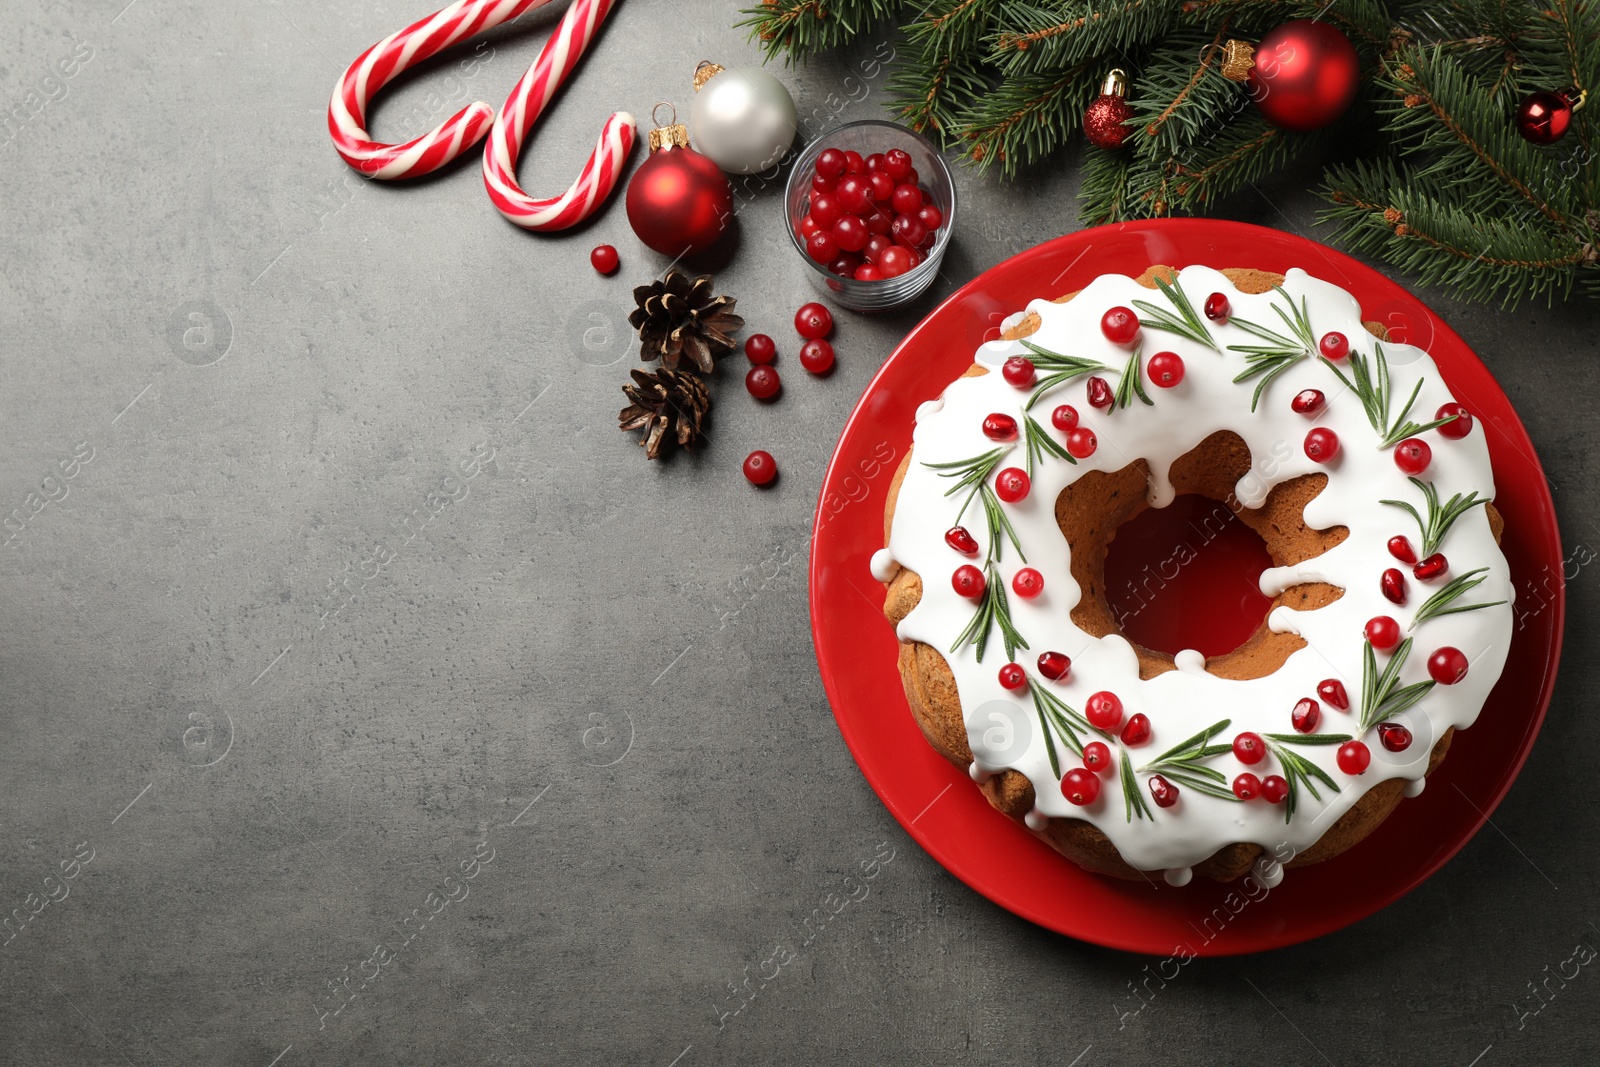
[1337,740,1371,775]
[1052,404,1079,432]
[1061,768,1101,805]
[1378,722,1413,752]
[998,663,1028,691]
[1365,615,1401,650]
[1082,741,1113,773]
[945,526,979,555]
[1394,438,1432,475]
[1085,691,1123,730]
[1414,553,1448,581]
[1428,646,1469,685]
[742,450,778,486]
[1291,698,1321,734]
[1012,567,1044,599]
[1232,732,1267,765]
[745,334,776,365]
[1002,357,1037,388]
[1304,427,1340,463]
[1436,402,1473,439]
[1148,774,1180,808]
[1067,428,1098,459]
[1318,678,1349,710]
[625,145,732,255]
[799,339,835,375]
[1148,352,1185,388]
[1245,19,1361,132]
[1232,773,1262,800]
[1204,292,1230,322]
[745,365,781,400]
[1121,713,1151,747]
[1291,389,1326,415]
[1083,69,1134,150]
[952,565,986,599]
[1388,535,1418,565]
[1516,90,1574,145]
[590,244,619,275]
[1261,775,1290,804]
[794,302,834,339]
[994,467,1030,503]
[1100,306,1140,345]
[1037,651,1071,681]
[1318,331,1349,360]
[982,413,1019,441]
[1381,567,1408,605]
[1086,376,1114,409]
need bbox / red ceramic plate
[809,220,1563,956]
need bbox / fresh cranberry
[842,150,865,173]
[1204,292,1230,321]
[982,413,1019,441]
[745,365,781,400]
[805,231,838,264]
[878,246,913,277]
[1086,376,1114,409]
[1388,536,1417,565]
[1147,352,1185,387]
[832,214,869,253]
[1085,691,1123,730]
[866,171,896,202]
[1061,768,1101,805]
[994,467,1030,502]
[891,215,928,249]
[1002,357,1037,388]
[1319,331,1349,361]
[952,565,986,600]
[810,171,835,195]
[1232,773,1262,800]
[1428,646,1469,684]
[1381,568,1408,605]
[1317,679,1350,710]
[1291,389,1325,415]
[1100,306,1140,345]
[1232,732,1267,765]
[917,204,943,231]
[862,234,892,264]
[589,244,619,275]
[809,193,842,228]
[1148,774,1179,808]
[744,334,776,365]
[1365,615,1401,650]
[1436,402,1473,439]
[1012,567,1044,599]
[1394,438,1432,475]
[864,152,886,172]
[945,527,979,555]
[862,206,892,234]
[1304,427,1340,463]
[1261,775,1290,804]
[1082,741,1112,773]
[798,214,822,239]
[827,253,862,278]
[1051,404,1079,432]
[1378,722,1413,752]
[882,149,912,180]
[890,183,922,215]
[998,663,1027,691]
[794,302,833,339]
[1066,428,1098,459]
[836,175,872,214]
[1414,553,1448,581]
[815,148,847,179]
[1337,740,1371,775]
[799,339,835,374]
[1121,713,1151,746]
[1292,698,1321,733]
[1037,651,1071,680]
[853,265,882,282]
[742,450,777,486]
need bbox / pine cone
[628,270,744,373]
[618,367,710,460]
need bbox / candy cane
[482,0,636,231]
[328,0,557,180]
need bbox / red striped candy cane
[328,0,555,180]
[482,0,636,231]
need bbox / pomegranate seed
[1388,536,1417,565]
[1051,404,1079,432]
[982,413,1019,441]
[1082,741,1112,773]
[1232,732,1267,765]
[1086,376,1114,409]
[1120,713,1151,746]
[944,527,979,555]
[952,565,986,600]
[998,663,1027,691]
[1012,567,1044,599]
[589,244,619,274]
[742,450,777,486]
[1304,427,1340,463]
[1394,438,1432,475]
[1291,389,1326,415]
[1381,568,1408,605]
[799,339,835,374]
[1337,740,1371,775]
[1147,351,1185,387]
[1148,774,1179,808]
[1366,616,1401,650]
[1036,651,1071,681]
[1414,553,1448,581]
[1261,775,1289,804]
[1066,428,1098,459]
[1292,698,1321,733]
[1002,357,1037,388]
[745,334,777,365]
[745,365,781,400]
[794,302,834,339]
[1061,768,1101,805]
[1204,292,1230,322]
[1378,722,1413,752]
[1436,402,1473,439]
[1428,646,1469,684]
[1319,331,1349,360]
[1100,306,1140,345]
[1318,679,1350,710]
[1232,773,1262,800]
[994,467,1030,503]
[1085,691,1123,730]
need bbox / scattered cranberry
[878,246,914,278]
[589,244,619,275]
[1086,376,1114,409]
[1232,773,1262,800]
[1147,352,1185,388]
[1100,306,1140,345]
[794,302,834,339]
[1061,768,1101,805]
[1260,775,1290,804]
[1388,535,1417,565]
[1066,428,1098,459]
[1292,698,1321,734]
[742,450,777,486]
[998,663,1027,691]
[1428,646,1469,684]
[1232,732,1267,765]
[1121,713,1151,746]
[1381,568,1408,605]
[815,148,847,179]
[1318,678,1350,710]
[1319,331,1349,361]
[1204,292,1230,321]
[1037,651,1071,681]
[1082,741,1112,773]
[805,231,838,264]
[952,565,986,600]
[1012,567,1044,599]
[745,365,781,401]
[995,467,1029,502]
[1291,389,1325,415]
[1002,357,1037,388]
[1337,740,1371,775]
[799,339,835,375]
[1085,691,1123,730]
[1394,438,1432,475]
[1366,615,1401,651]
[1414,553,1448,581]
[745,334,776,365]
[1051,404,1079,432]
[1378,722,1413,752]
[1436,402,1473,439]
[982,413,1019,441]
[945,527,979,555]
[1148,775,1180,808]
[1304,427,1340,463]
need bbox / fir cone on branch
[618,367,710,460]
[628,270,743,372]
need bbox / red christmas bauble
[1084,68,1134,150]
[625,146,732,256]
[1247,19,1360,132]
[1516,90,1573,145]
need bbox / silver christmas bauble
[689,64,798,175]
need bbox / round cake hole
[1102,494,1276,659]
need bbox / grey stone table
[3,2,1597,1064]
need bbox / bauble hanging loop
[688,60,799,174]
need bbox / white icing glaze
[1024,808,1049,831]
[1404,777,1427,798]
[879,267,1514,874]
[1163,866,1193,887]
[870,548,898,583]
[1252,854,1285,889]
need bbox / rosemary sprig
[1359,637,1436,732]
[1031,684,1107,769]
[1120,749,1155,822]
[1136,718,1240,803]
[1410,567,1507,630]
[1019,340,1106,411]
[1228,287,1316,412]
[1112,345,1154,411]
[1022,412,1073,476]
[950,562,1028,663]
[1321,343,1460,448]
[1262,734,1350,823]
[1130,276,1217,351]
[923,447,1025,565]
[1381,477,1490,557]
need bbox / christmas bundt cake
[872,265,1513,885]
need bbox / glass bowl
[783,120,957,312]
